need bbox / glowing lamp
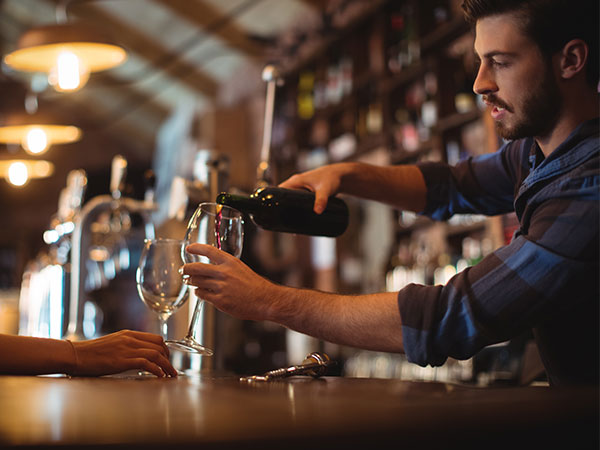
[3,23,127,92]
[22,127,49,154]
[0,113,82,155]
[0,159,55,187]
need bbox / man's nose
[473,63,497,96]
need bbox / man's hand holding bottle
[278,163,348,214]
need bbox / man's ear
[558,39,588,80]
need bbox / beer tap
[18,169,88,339]
[64,155,156,341]
[256,64,282,189]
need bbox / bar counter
[0,374,597,449]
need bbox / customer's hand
[279,164,347,214]
[70,330,177,377]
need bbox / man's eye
[491,59,508,68]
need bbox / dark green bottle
[216,187,349,237]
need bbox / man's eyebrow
[475,50,518,59]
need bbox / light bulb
[22,127,48,154]
[50,51,90,92]
[7,161,28,187]
[43,229,60,244]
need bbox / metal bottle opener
[240,352,333,382]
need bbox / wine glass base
[166,338,214,355]
[137,370,159,378]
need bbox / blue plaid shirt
[399,118,599,386]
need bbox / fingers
[121,333,176,377]
[135,348,178,378]
[125,358,167,378]
[185,274,221,289]
[182,261,224,279]
[185,243,228,263]
[278,174,331,215]
[278,173,306,190]
[113,340,176,378]
[125,330,170,350]
[313,192,328,215]
[115,330,171,358]
[187,284,222,304]
[73,330,177,377]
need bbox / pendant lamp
[0,159,55,187]
[3,23,127,92]
[0,112,82,155]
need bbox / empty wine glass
[136,238,189,343]
[167,202,243,355]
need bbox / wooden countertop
[0,374,597,449]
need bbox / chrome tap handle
[256,64,282,189]
[240,352,332,382]
[110,155,127,200]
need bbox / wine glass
[167,202,243,355]
[136,238,189,343]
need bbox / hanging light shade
[3,23,127,92]
[0,113,82,155]
[0,159,55,187]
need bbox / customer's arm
[0,330,177,377]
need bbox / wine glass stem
[158,317,168,341]
[185,297,204,340]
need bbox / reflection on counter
[342,330,542,387]
[344,351,473,383]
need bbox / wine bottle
[216,187,349,237]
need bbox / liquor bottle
[366,81,383,135]
[387,2,419,73]
[216,187,349,237]
[297,71,315,120]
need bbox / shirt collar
[528,117,600,171]
[527,143,544,170]
[518,118,599,195]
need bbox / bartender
[182,0,599,386]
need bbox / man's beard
[489,70,562,141]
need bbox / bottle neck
[216,193,260,214]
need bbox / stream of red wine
[215,205,223,250]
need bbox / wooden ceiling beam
[72,73,171,124]
[297,0,327,12]
[37,95,157,163]
[155,0,264,60]
[49,0,219,98]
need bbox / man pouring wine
[182,0,599,386]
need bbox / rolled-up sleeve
[400,136,599,367]
[398,235,593,367]
[417,141,526,220]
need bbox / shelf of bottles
[271,0,484,170]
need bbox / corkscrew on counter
[240,352,334,382]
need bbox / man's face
[473,14,562,140]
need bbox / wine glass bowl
[168,202,244,355]
[182,203,244,262]
[136,238,189,341]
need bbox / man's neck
[535,118,579,158]
[536,91,599,157]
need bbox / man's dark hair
[461,0,599,87]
